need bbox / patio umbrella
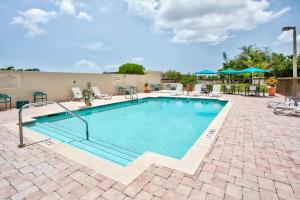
[218,69,238,74]
[194,70,217,75]
[194,70,217,82]
[238,67,269,84]
[218,69,238,82]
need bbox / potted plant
[144,82,151,93]
[265,77,278,96]
[82,82,92,106]
[180,74,197,91]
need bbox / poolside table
[16,100,29,109]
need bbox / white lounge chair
[70,87,83,101]
[170,84,183,96]
[190,84,202,96]
[91,86,112,100]
[272,103,300,115]
[211,84,222,97]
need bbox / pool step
[70,141,132,166]
[44,123,141,158]
[28,123,75,143]
[31,122,140,166]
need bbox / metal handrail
[18,101,89,148]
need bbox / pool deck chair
[91,86,112,100]
[70,87,83,101]
[33,91,47,103]
[0,93,11,110]
[272,103,300,115]
[170,83,183,96]
[211,84,222,97]
[248,85,258,96]
[190,84,202,96]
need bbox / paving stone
[189,189,206,200]
[80,187,104,200]
[135,190,153,200]
[102,188,126,200]
[0,185,17,199]
[161,190,187,200]
[144,183,166,197]
[228,167,242,178]
[41,192,61,200]
[11,185,39,200]
[242,188,259,200]
[175,184,192,196]
[123,184,142,198]
[259,189,279,200]
[98,178,115,191]
[14,180,33,191]
[258,177,276,192]
[40,180,60,194]
[274,181,296,200]
[201,183,225,198]
[225,183,242,200]
[235,178,258,191]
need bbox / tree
[221,45,300,77]
[118,63,145,75]
[163,70,182,80]
[0,66,40,71]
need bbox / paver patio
[1,94,300,200]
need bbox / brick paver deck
[1,95,300,200]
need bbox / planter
[268,87,276,96]
[144,89,151,93]
[186,84,193,92]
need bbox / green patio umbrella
[238,67,269,84]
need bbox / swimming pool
[25,97,227,166]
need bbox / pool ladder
[18,101,89,148]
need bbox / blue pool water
[25,97,227,166]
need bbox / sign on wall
[112,76,122,85]
[0,74,21,89]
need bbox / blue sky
[0,0,299,73]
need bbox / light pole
[282,26,297,77]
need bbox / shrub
[163,70,182,80]
[180,74,197,87]
[118,63,145,75]
[265,77,278,87]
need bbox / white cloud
[131,57,144,64]
[75,60,100,71]
[77,11,93,21]
[80,41,111,51]
[59,0,76,15]
[126,0,290,44]
[12,8,56,37]
[276,31,300,45]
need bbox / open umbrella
[218,69,238,83]
[218,69,238,74]
[195,70,217,82]
[238,67,269,84]
[195,70,217,75]
[238,67,269,74]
